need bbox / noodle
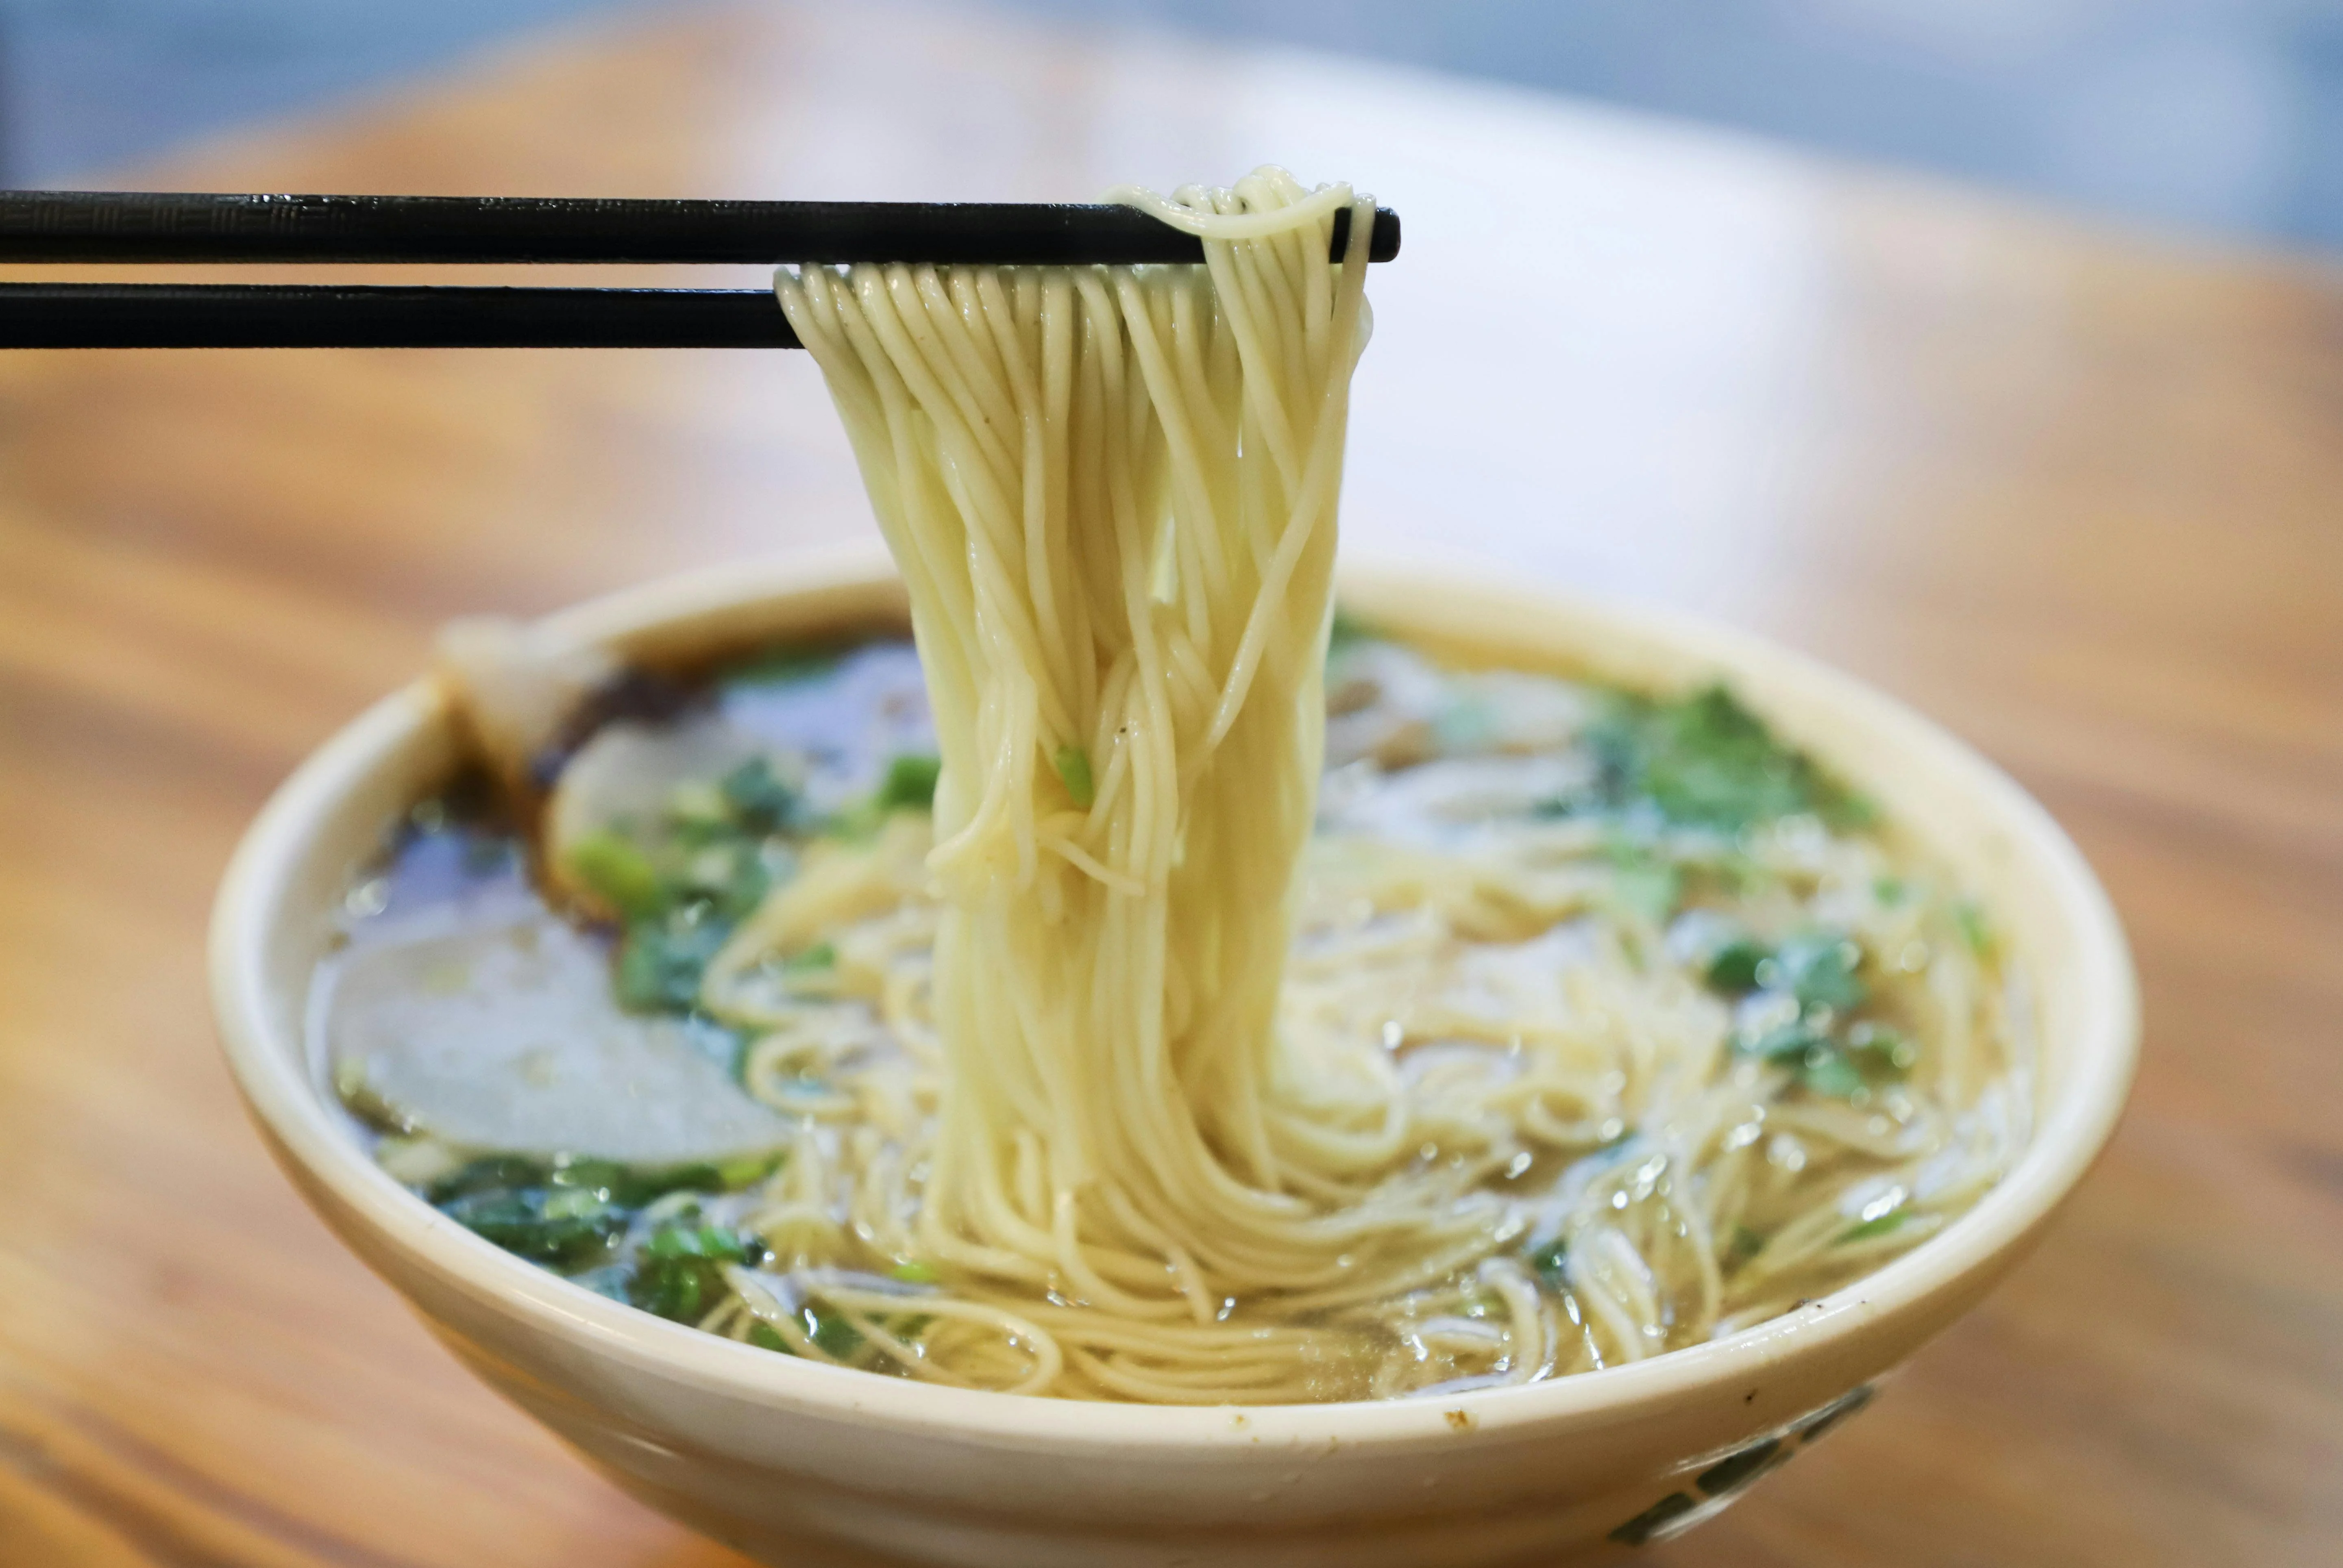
[351,169,2026,1406]
[771,170,1435,1377]
[750,169,2018,1399]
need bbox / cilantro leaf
[719,756,803,835]
[1765,933,1866,1013]
[614,916,731,1013]
[1582,685,1864,832]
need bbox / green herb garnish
[1326,609,1374,651]
[1764,933,1866,1013]
[803,1303,866,1361]
[1846,1022,1917,1076]
[436,1185,623,1266]
[1581,684,1867,832]
[1738,1020,1830,1064]
[719,756,801,835]
[1604,838,1681,923]
[1954,900,1995,958]
[566,829,666,921]
[723,645,845,689]
[1797,1050,1866,1099]
[615,916,731,1013]
[783,941,836,974]
[428,1154,552,1201]
[629,1214,764,1324]
[668,839,773,920]
[876,753,942,813]
[1053,745,1095,810]
[428,1152,779,1221]
[1734,1022,1869,1099]
[423,1156,765,1270]
[710,1150,785,1190]
[1704,937,1770,994]
[1838,1210,1910,1243]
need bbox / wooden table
[2,3,2338,1563]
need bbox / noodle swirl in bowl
[321,615,2027,1407]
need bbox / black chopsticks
[0,190,1401,348]
[0,283,799,349]
[0,191,1402,265]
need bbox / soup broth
[320,625,2026,1403]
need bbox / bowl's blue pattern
[1607,1383,1877,1547]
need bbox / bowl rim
[210,542,2138,1452]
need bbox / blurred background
[8,0,2342,250]
[3,2,2337,1566]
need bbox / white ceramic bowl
[211,548,2137,1566]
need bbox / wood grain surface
[1,2,2339,1564]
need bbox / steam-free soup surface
[320,628,2025,1403]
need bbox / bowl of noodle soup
[212,544,2135,1567]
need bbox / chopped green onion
[712,1151,785,1190]
[784,941,837,974]
[665,779,732,831]
[642,1221,752,1262]
[566,829,665,921]
[1738,1021,1830,1064]
[629,1215,765,1324]
[1846,1022,1918,1076]
[1838,1210,1910,1243]
[1603,836,1681,923]
[1953,900,1995,958]
[427,1155,545,1202]
[804,1303,865,1361]
[1796,1050,1866,1099]
[1052,745,1095,809]
[436,1185,623,1267]
[724,645,843,689]
[875,754,942,813]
